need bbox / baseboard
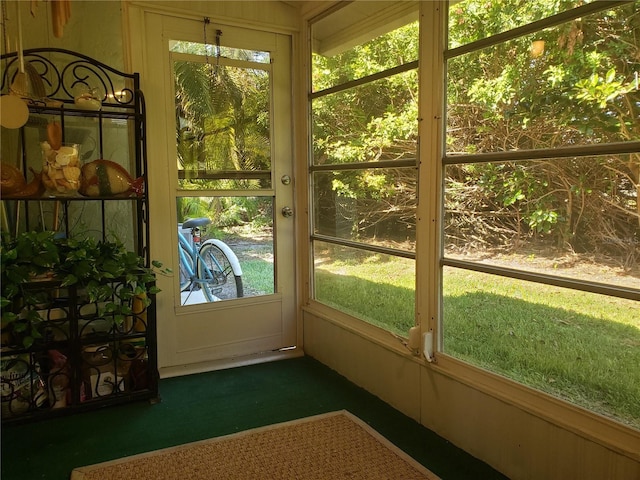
[158,348,304,379]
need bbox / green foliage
[316,253,640,427]
[313,22,418,91]
[177,196,272,232]
[445,1,640,256]
[174,53,271,180]
[312,1,638,255]
[528,209,559,234]
[574,68,634,109]
[312,24,419,242]
[1,232,163,348]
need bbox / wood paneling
[303,309,640,480]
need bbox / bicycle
[178,217,244,303]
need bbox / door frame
[125,4,302,376]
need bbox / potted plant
[1,231,165,348]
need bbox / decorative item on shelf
[0,163,44,198]
[51,0,71,38]
[82,344,125,399]
[41,141,81,196]
[47,349,70,409]
[0,0,29,129]
[40,120,82,196]
[0,94,29,129]
[0,354,48,417]
[80,159,144,197]
[73,84,102,111]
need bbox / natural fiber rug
[70,410,440,480]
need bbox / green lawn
[241,258,275,295]
[315,253,415,335]
[315,259,640,429]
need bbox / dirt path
[445,247,639,289]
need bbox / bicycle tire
[178,243,194,292]
[197,242,244,301]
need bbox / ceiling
[311,1,419,56]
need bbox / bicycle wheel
[197,242,244,301]
[178,244,194,292]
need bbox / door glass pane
[177,196,274,306]
[172,45,271,189]
[170,40,270,63]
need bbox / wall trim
[159,348,303,379]
[127,1,299,34]
[303,304,640,462]
[432,354,640,462]
[302,302,417,358]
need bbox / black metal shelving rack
[1,48,159,424]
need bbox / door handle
[281,206,293,217]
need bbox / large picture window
[444,1,639,428]
[310,3,419,336]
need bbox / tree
[445,1,639,262]
[311,1,638,265]
[312,22,419,245]
[172,43,272,227]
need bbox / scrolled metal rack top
[1,47,140,111]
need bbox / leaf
[2,311,17,323]
[22,336,34,349]
[60,274,79,287]
[13,321,28,333]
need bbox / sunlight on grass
[241,259,274,295]
[314,243,415,336]
[315,256,640,429]
[442,267,640,429]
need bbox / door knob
[281,206,293,217]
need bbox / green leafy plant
[1,231,166,348]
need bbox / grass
[241,259,275,295]
[314,256,640,429]
[315,251,415,336]
[215,227,275,296]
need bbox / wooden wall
[303,310,640,479]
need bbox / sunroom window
[444,0,640,428]
[310,2,419,336]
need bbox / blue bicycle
[178,218,244,303]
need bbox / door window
[171,41,275,306]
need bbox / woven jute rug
[70,410,440,480]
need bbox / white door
[136,13,296,372]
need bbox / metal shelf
[1,49,158,424]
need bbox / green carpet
[1,356,507,479]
